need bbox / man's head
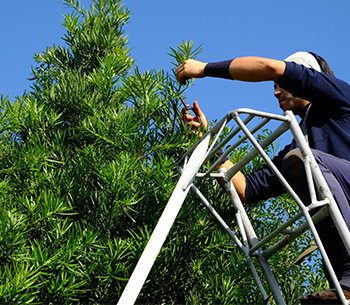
[284,51,334,76]
[274,51,334,115]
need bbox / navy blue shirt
[245,62,350,203]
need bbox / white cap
[284,51,321,72]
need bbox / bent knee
[282,148,304,178]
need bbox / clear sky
[2,0,350,146]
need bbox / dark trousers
[282,148,350,290]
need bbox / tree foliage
[0,0,327,304]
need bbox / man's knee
[282,148,305,179]
[282,148,313,204]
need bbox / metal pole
[286,111,350,304]
[117,135,211,305]
[219,167,286,305]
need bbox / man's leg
[282,148,350,290]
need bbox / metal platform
[118,108,350,305]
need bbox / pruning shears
[179,94,201,126]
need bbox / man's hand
[181,101,208,138]
[176,59,207,85]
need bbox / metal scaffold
[118,108,350,305]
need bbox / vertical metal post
[286,111,350,304]
[190,182,270,303]
[221,168,286,305]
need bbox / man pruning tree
[176,52,350,302]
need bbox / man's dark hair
[309,52,335,76]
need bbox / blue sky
[2,1,350,146]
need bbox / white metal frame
[118,109,350,305]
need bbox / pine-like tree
[0,0,327,304]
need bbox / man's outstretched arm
[176,57,286,85]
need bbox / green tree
[0,0,327,304]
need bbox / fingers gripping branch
[176,59,207,85]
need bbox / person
[176,52,350,302]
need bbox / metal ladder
[118,108,350,305]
